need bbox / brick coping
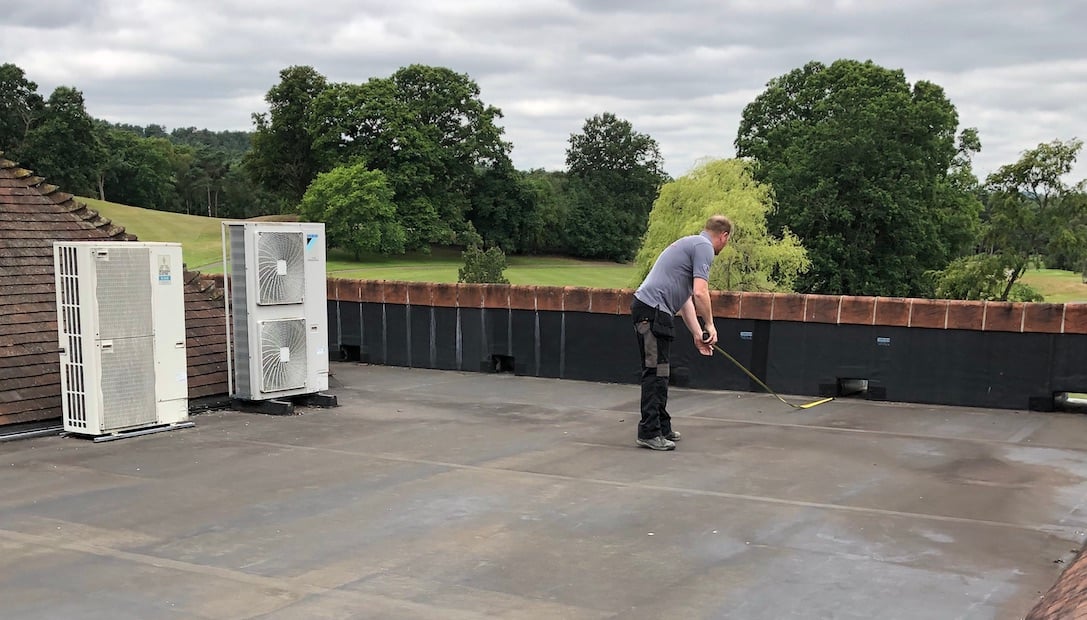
[319,278,1086,336]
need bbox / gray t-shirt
[634,232,715,315]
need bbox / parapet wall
[327,279,1087,333]
[324,279,1087,411]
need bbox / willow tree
[633,158,809,291]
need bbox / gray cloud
[2,0,1084,180]
[4,0,103,28]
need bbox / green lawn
[1019,269,1087,303]
[78,198,1087,297]
[328,247,637,288]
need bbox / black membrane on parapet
[330,299,1080,411]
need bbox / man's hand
[702,322,718,345]
[696,322,717,356]
[695,333,713,356]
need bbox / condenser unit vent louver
[260,318,308,393]
[257,231,305,305]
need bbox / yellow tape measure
[710,343,834,410]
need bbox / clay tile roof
[0,154,228,426]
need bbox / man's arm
[692,277,716,345]
[678,297,712,356]
[677,279,715,355]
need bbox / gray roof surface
[2,363,1086,619]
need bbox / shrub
[458,245,509,284]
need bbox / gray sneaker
[636,436,676,451]
[665,431,681,441]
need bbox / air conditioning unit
[222,222,329,403]
[53,242,191,439]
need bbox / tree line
[0,64,273,219]
[1,59,1084,300]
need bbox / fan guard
[256,231,305,305]
[259,318,308,393]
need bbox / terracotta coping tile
[564,286,591,312]
[336,278,363,303]
[740,292,774,320]
[482,284,510,310]
[509,285,537,311]
[712,291,741,319]
[982,301,1024,333]
[384,280,408,305]
[457,283,484,309]
[1023,302,1065,334]
[432,283,458,308]
[910,298,947,328]
[406,282,433,306]
[1064,303,1087,334]
[805,294,840,324]
[946,300,985,330]
[839,296,876,325]
[874,297,911,327]
[772,293,806,322]
[590,288,621,314]
[616,289,636,316]
[359,280,384,304]
[536,286,564,311]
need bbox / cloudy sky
[4,0,1086,180]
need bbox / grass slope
[81,198,229,271]
[80,198,1087,298]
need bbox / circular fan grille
[259,319,308,393]
[256,232,305,305]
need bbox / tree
[221,165,276,219]
[933,139,1086,301]
[245,65,328,210]
[0,63,44,154]
[735,59,981,296]
[633,159,809,291]
[19,86,103,195]
[96,126,177,210]
[469,164,538,253]
[520,169,573,254]
[929,255,1044,302]
[565,113,668,261]
[297,161,405,259]
[307,65,513,250]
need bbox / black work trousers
[632,298,673,440]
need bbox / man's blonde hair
[705,215,733,235]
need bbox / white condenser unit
[222,222,329,401]
[53,242,190,437]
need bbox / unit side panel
[152,246,189,408]
[229,225,253,399]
